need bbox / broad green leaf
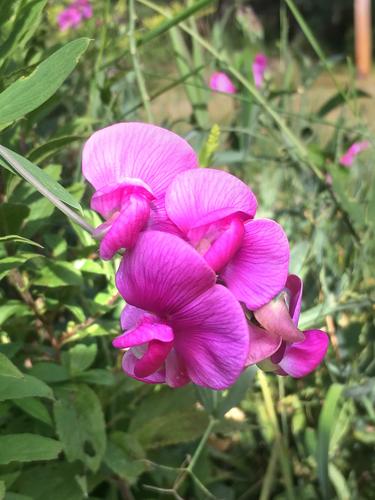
[11,464,83,500]
[0,353,23,378]
[74,369,116,386]
[0,434,62,464]
[0,38,90,128]
[4,493,32,500]
[0,480,4,499]
[0,255,41,281]
[53,384,106,472]
[0,374,53,402]
[14,398,53,426]
[317,384,344,499]
[0,301,30,325]
[29,363,69,383]
[104,432,147,485]
[62,343,97,376]
[0,147,81,211]
[0,0,47,64]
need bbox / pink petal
[339,153,354,167]
[165,168,257,234]
[120,304,149,330]
[82,123,198,196]
[221,218,290,310]
[254,293,304,342]
[96,194,150,260]
[246,322,282,366]
[112,318,174,349]
[165,350,190,388]
[252,53,268,88]
[209,72,236,94]
[116,231,215,316]
[285,274,303,325]
[172,285,249,390]
[122,350,166,384]
[278,329,329,378]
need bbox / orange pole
[355,0,372,77]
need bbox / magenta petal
[221,218,290,310]
[116,231,215,315]
[285,274,303,325]
[120,305,148,330]
[134,340,173,377]
[165,169,257,234]
[209,72,236,94]
[278,329,329,378]
[122,350,166,384]
[82,122,198,196]
[112,319,174,349]
[254,293,304,342]
[97,195,150,260]
[165,350,190,388]
[246,322,281,366]
[172,285,249,390]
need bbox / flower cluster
[82,123,329,390]
[57,0,92,32]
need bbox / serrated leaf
[0,38,90,128]
[0,374,53,401]
[53,384,106,472]
[0,434,62,464]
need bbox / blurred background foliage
[0,0,374,499]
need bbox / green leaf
[33,260,83,287]
[0,38,90,128]
[317,384,344,499]
[14,398,53,426]
[53,384,106,472]
[28,135,83,164]
[62,343,97,376]
[0,434,62,464]
[0,255,41,280]
[0,480,4,499]
[0,374,53,402]
[0,0,47,64]
[0,234,43,248]
[28,362,69,383]
[74,368,116,386]
[317,89,370,117]
[0,352,23,378]
[217,366,256,418]
[104,432,147,485]
[0,203,30,236]
[0,147,82,210]
[329,463,351,500]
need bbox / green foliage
[0,0,373,498]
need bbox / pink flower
[246,275,329,377]
[57,0,92,31]
[82,123,198,260]
[112,231,249,390]
[165,169,290,310]
[209,72,236,94]
[339,141,370,167]
[252,53,268,88]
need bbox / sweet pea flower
[165,168,290,310]
[82,123,198,260]
[57,0,92,31]
[246,275,329,377]
[339,141,370,167]
[252,53,268,88]
[209,72,237,94]
[112,231,249,390]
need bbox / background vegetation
[0,1,374,499]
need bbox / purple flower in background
[165,169,290,310]
[246,275,329,377]
[57,0,93,31]
[252,53,268,88]
[112,231,249,390]
[209,72,236,94]
[339,141,370,167]
[82,123,198,260]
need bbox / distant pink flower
[246,275,329,377]
[339,141,370,167]
[209,72,236,94]
[165,169,290,310]
[57,0,92,31]
[82,123,198,260]
[112,231,249,389]
[252,53,268,88]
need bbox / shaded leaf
[0,434,62,464]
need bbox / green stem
[129,0,154,122]
[258,371,295,500]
